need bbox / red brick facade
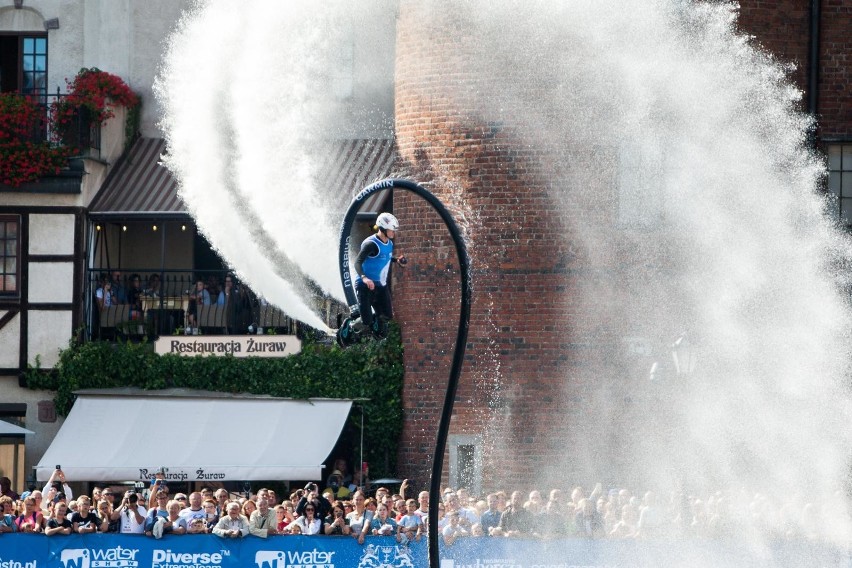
[390,0,852,493]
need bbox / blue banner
[1,534,850,568]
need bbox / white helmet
[376,212,399,232]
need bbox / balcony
[0,90,98,192]
[85,269,340,342]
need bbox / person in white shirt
[111,491,146,534]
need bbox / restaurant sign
[154,335,301,357]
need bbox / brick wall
[738,0,852,137]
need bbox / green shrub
[26,327,404,479]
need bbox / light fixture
[122,225,127,232]
[152,225,158,232]
[671,333,696,378]
[95,225,101,232]
[181,225,186,232]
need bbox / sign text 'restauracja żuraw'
[153,335,301,358]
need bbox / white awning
[35,391,352,482]
[0,419,33,436]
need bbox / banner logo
[61,547,138,568]
[255,550,335,568]
[152,549,223,568]
[357,545,413,568]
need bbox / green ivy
[26,327,405,479]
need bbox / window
[617,135,666,228]
[0,216,20,296]
[0,34,48,95]
[448,435,481,496]
[828,144,852,225]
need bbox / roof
[88,138,397,219]
[35,392,352,481]
[0,419,34,436]
[88,138,184,218]
[320,138,398,217]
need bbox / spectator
[69,495,100,534]
[324,470,351,500]
[249,495,278,537]
[44,502,72,536]
[442,511,469,545]
[368,503,400,541]
[540,499,568,538]
[636,491,665,539]
[186,278,211,331]
[146,473,169,510]
[127,273,144,318]
[95,275,114,310]
[0,496,17,533]
[525,490,544,516]
[152,500,187,539]
[397,499,423,543]
[324,502,351,535]
[101,488,117,512]
[293,502,323,535]
[187,517,208,534]
[110,270,127,303]
[480,494,502,536]
[442,493,477,529]
[217,275,252,334]
[574,498,605,539]
[202,499,219,531]
[242,499,257,519]
[212,502,249,538]
[348,491,372,544]
[178,492,206,528]
[144,273,161,298]
[15,496,43,533]
[213,489,229,515]
[493,491,532,537]
[415,490,430,524]
[30,490,44,514]
[144,490,170,536]
[43,468,73,501]
[610,503,639,538]
[112,490,146,534]
[297,483,332,521]
[95,499,114,533]
[275,504,294,533]
[0,477,19,501]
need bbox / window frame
[0,215,21,298]
[827,143,852,226]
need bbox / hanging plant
[0,93,73,187]
[50,67,140,149]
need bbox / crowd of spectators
[1,468,848,545]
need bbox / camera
[335,510,343,518]
[55,465,61,470]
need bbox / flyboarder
[337,212,406,346]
